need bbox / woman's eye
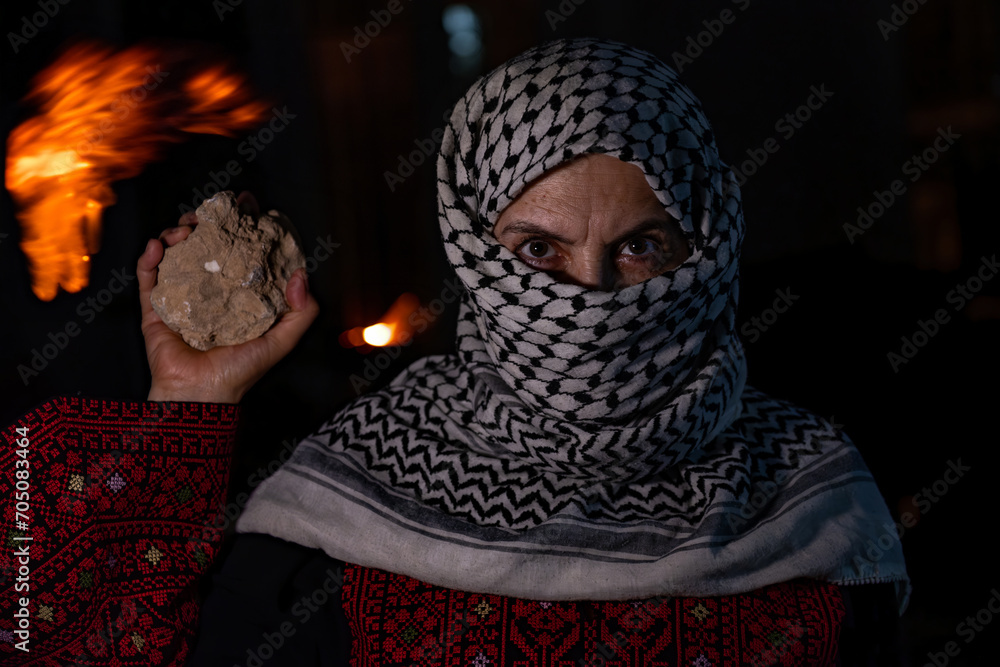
[519,240,557,259]
[620,238,658,256]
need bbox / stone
[151,191,306,350]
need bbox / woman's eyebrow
[497,220,574,244]
[607,219,674,249]
[498,218,673,247]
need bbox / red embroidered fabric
[0,397,239,666]
[342,563,846,666]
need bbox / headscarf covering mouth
[437,37,745,429]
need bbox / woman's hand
[138,194,320,404]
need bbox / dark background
[1,1,998,664]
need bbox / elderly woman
[188,39,908,665]
[0,39,908,666]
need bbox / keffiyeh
[238,38,909,609]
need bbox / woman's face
[494,154,689,291]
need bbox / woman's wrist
[147,382,243,404]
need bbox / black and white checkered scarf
[239,39,909,607]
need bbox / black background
[2,1,998,664]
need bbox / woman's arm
[0,396,241,666]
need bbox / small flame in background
[341,293,421,348]
[5,41,270,301]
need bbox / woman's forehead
[498,155,662,214]
[492,153,682,233]
[442,38,735,255]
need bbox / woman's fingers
[257,270,319,363]
[175,211,198,227]
[137,238,163,322]
[285,268,309,310]
[142,222,194,343]
[137,237,185,350]
[158,225,195,245]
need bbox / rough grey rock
[151,191,305,350]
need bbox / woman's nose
[562,254,616,291]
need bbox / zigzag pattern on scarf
[308,380,852,540]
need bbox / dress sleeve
[0,396,239,667]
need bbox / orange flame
[341,293,421,348]
[5,41,270,300]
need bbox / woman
[1,39,907,666]
[193,38,909,664]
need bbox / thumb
[259,269,319,361]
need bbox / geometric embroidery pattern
[342,563,846,666]
[0,397,239,666]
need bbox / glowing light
[341,293,421,349]
[363,323,394,347]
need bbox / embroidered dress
[341,563,846,667]
[0,397,239,666]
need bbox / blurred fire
[5,41,270,301]
[341,293,421,348]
